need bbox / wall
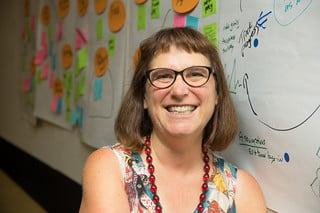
[0,0,94,184]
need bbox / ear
[144,97,148,109]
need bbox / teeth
[167,106,196,113]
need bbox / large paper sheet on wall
[218,1,320,212]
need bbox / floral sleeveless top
[108,144,237,213]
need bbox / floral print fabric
[108,144,237,213]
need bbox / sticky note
[77,48,88,70]
[51,54,56,70]
[67,71,73,90]
[78,107,83,127]
[34,49,44,65]
[51,95,59,112]
[56,22,63,40]
[80,75,86,95]
[108,34,116,56]
[41,31,48,47]
[36,69,42,84]
[75,82,81,101]
[75,33,82,50]
[96,18,103,40]
[202,0,217,17]
[31,16,36,30]
[49,41,53,57]
[48,25,53,40]
[94,78,102,100]
[151,0,160,19]
[137,4,147,30]
[41,63,49,79]
[21,26,26,39]
[57,97,63,114]
[173,14,186,28]
[22,78,31,92]
[70,107,79,125]
[203,22,218,47]
[76,28,87,45]
[82,24,89,44]
[186,15,199,30]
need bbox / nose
[170,74,189,97]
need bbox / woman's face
[144,46,218,139]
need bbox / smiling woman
[79,27,266,213]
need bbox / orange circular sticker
[40,5,50,26]
[61,44,73,69]
[95,47,109,77]
[53,79,63,97]
[30,56,36,76]
[24,0,30,17]
[78,0,89,16]
[95,0,108,14]
[133,48,140,71]
[134,0,147,4]
[172,0,199,14]
[58,0,70,19]
[108,0,126,32]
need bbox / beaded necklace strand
[144,134,210,213]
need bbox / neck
[149,131,203,172]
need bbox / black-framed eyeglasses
[146,66,213,89]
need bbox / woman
[80,27,266,213]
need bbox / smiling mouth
[166,105,196,114]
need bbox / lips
[166,105,196,114]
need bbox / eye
[151,69,174,81]
[185,68,207,78]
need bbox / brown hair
[115,27,237,152]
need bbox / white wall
[0,0,95,184]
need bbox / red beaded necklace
[144,134,210,213]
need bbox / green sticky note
[203,22,218,47]
[108,34,116,56]
[77,48,88,70]
[137,4,147,30]
[75,81,81,101]
[202,0,218,17]
[96,18,103,41]
[80,75,86,95]
[67,71,73,91]
[36,69,42,84]
[48,25,53,40]
[63,70,68,87]
[151,0,160,19]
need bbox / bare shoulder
[79,147,130,213]
[235,169,267,213]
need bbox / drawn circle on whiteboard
[133,48,140,72]
[62,44,73,69]
[30,56,36,76]
[95,0,108,14]
[134,0,147,4]
[172,0,199,14]
[95,47,109,77]
[58,0,70,19]
[78,0,89,16]
[53,79,64,97]
[24,0,30,17]
[108,0,126,32]
[284,152,290,162]
[40,5,50,26]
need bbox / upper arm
[235,169,267,213]
[79,148,130,213]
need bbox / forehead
[150,46,210,69]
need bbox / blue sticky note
[49,41,54,57]
[51,54,56,70]
[186,15,199,30]
[56,97,63,114]
[78,107,83,127]
[70,107,79,125]
[94,78,102,100]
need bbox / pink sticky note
[41,31,48,47]
[43,43,49,60]
[34,49,44,65]
[41,63,49,79]
[75,33,82,49]
[22,77,31,91]
[21,26,26,39]
[31,16,36,30]
[49,73,54,88]
[173,14,186,28]
[56,22,63,40]
[50,95,59,112]
[82,24,89,44]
